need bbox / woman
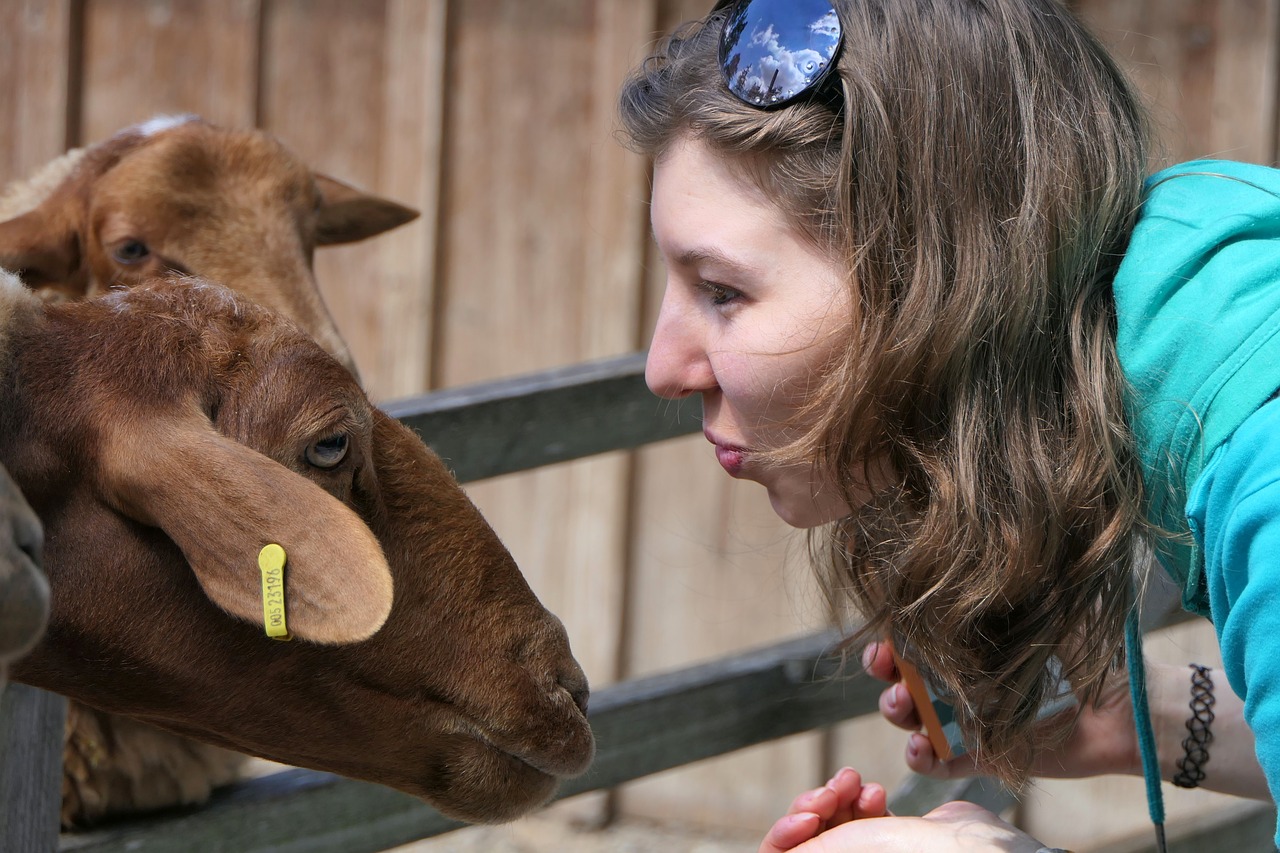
[620,0,1280,849]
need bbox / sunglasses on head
[714,0,844,108]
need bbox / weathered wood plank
[0,0,75,183]
[365,0,447,401]
[1,685,67,853]
[59,629,873,853]
[260,0,438,403]
[382,352,701,483]
[1075,0,1279,166]
[79,0,260,139]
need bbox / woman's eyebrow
[674,246,755,276]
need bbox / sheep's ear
[99,404,393,644]
[0,141,134,295]
[313,173,419,245]
[0,204,82,290]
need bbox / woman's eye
[305,433,349,469]
[698,280,740,306]
[112,240,151,265]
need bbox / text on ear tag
[259,543,292,641]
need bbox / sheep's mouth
[414,727,572,824]
[396,697,594,823]
[451,703,595,780]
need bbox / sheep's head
[2,276,593,822]
[0,116,417,376]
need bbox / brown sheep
[0,115,417,375]
[0,270,595,825]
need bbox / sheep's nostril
[559,668,590,716]
[568,682,589,716]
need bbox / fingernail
[861,642,878,670]
[827,766,854,790]
[907,737,919,759]
[885,685,899,712]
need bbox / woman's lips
[706,431,748,477]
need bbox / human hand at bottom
[758,767,886,853]
[763,799,1046,853]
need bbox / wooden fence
[0,353,1265,852]
[3,1,1280,849]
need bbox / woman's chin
[767,489,842,529]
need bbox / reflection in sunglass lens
[719,0,843,108]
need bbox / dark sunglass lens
[719,0,842,108]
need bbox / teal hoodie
[1114,159,1280,844]
[1117,159,1280,608]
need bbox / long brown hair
[620,0,1152,787]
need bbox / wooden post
[0,685,67,852]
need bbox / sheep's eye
[305,433,349,469]
[112,240,150,264]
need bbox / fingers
[905,731,942,775]
[785,786,841,823]
[758,812,822,853]
[825,767,860,826]
[855,781,888,820]
[828,769,888,825]
[864,643,924,733]
[860,640,898,682]
[879,681,923,731]
[904,731,982,780]
[864,640,982,781]
[759,768,892,853]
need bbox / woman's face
[647,136,853,528]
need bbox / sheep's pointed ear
[313,173,419,245]
[100,405,393,644]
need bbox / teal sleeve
[1187,395,1280,844]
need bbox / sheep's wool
[0,148,85,222]
[0,269,39,373]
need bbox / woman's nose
[645,294,714,399]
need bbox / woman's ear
[98,401,393,644]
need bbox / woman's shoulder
[1144,159,1280,216]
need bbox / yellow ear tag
[259,543,292,641]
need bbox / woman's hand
[757,767,886,853]
[862,640,1139,780]
[864,640,1270,799]
[763,800,1044,853]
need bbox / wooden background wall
[2,1,1276,849]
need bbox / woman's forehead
[652,138,843,283]
[652,140,790,246]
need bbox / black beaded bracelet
[1171,663,1215,788]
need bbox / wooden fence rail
[1,352,1271,852]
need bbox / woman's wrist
[1145,660,1193,781]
